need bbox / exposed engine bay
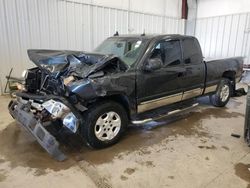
[25,49,128,96]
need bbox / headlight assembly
[42,100,79,133]
[63,112,79,133]
[42,100,70,118]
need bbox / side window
[150,40,181,66]
[182,38,202,64]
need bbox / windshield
[94,38,147,66]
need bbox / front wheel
[210,78,232,107]
[82,101,128,149]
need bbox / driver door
[136,39,185,113]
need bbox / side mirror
[143,58,163,72]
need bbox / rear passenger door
[181,38,206,100]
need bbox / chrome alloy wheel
[94,111,121,141]
[220,85,230,102]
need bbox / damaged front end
[8,49,129,160]
[8,93,83,161]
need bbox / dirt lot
[0,88,250,188]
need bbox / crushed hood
[27,49,128,78]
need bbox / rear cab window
[150,39,182,67]
[182,38,203,64]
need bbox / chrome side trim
[204,85,217,94]
[182,88,202,100]
[137,85,217,114]
[138,92,183,113]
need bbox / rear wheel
[210,78,231,107]
[82,101,128,148]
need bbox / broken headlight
[63,112,79,133]
[42,99,79,133]
[42,100,70,118]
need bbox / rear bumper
[8,100,66,161]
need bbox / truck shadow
[0,97,244,175]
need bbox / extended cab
[8,34,243,160]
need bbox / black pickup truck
[8,34,243,160]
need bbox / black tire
[82,100,128,149]
[209,78,232,107]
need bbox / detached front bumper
[8,100,67,161]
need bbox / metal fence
[0,0,184,94]
[195,12,250,63]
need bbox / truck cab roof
[109,34,196,41]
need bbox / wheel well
[94,94,131,120]
[222,71,236,91]
[222,71,235,81]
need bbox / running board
[131,103,199,124]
